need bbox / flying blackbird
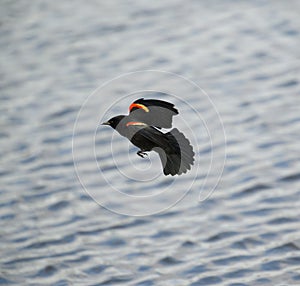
[102,98,194,176]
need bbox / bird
[101,98,194,176]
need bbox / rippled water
[1,1,300,285]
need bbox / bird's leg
[137,150,148,158]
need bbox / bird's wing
[125,122,167,146]
[128,98,178,129]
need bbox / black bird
[102,98,194,176]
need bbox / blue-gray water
[1,1,300,285]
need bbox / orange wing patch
[126,121,147,127]
[129,103,149,113]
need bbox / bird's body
[102,98,194,176]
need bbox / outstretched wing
[128,98,179,129]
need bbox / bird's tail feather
[155,128,194,176]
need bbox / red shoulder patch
[126,121,147,127]
[129,103,149,113]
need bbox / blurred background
[1,1,300,285]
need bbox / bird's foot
[137,150,148,158]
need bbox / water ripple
[1,0,300,285]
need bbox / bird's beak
[101,121,110,126]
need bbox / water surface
[1,1,300,285]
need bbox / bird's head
[101,115,125,129]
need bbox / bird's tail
[155,128,194,176]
